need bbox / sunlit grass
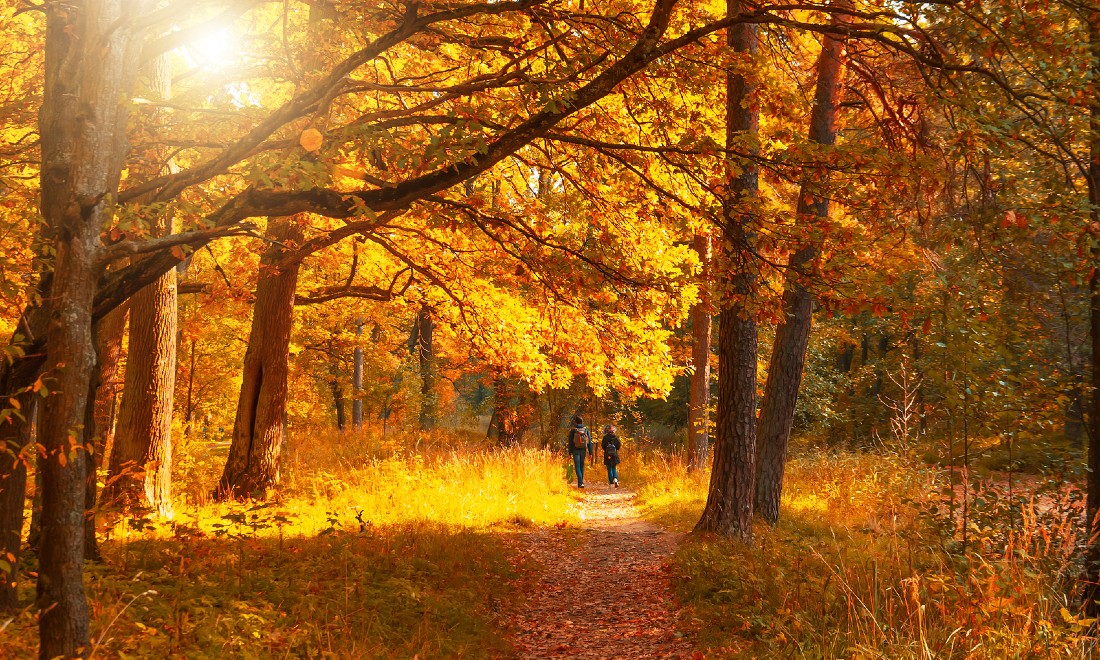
[1,428,579,658]
[161,428,581,538]
[629,444,1096,658]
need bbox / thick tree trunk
[417,307,438,431]
[104,52,177,519]
[215,217,304,499]
[689,233,713,471]
[694,0,759,541]
[36,229,98,659]
[36,0,146,652]
[754,10,849,525]
[104,270,177,517]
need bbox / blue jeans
[606,462,618,484]
[572,451,586,485]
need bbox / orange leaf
[300,128,323,152]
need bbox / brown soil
[503,480,697,659]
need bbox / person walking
[566,415,591,488]
[601,425,622,487]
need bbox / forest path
[502,477,697,659]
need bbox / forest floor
[502,474,699,659]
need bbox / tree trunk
[81,357,103,564]
[105,270,177,517]
[1086,7,1100,616]
[184,335,197,437]
[36,0,146,652]
[84,303,126,561]
[754,6,849,525]
[352,321,364,430]
[330,348,348,433]
[689,233,713,471]
[0,277,53,612]
[104,52,177,519]
[417,307,438,431]
[333,382,347,431]
[215,217,304,499]
[36,230,98,658]
[694,0,759,541]
[0,391,34,611]
[92,305,126,468]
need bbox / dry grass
[0,428,578,658]
[4,430,1095,658]
[631,446,1097,658]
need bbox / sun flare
[183,27,236,69]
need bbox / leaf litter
[502,481,698,659]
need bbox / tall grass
[630,446,1097,658]
[1,429,580,658]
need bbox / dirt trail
[504,479,696,659]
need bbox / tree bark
[215,217,304,499]
[0,392,34,611]
[84,302,127,561]
[36,0,146,652]
[754,7,849,525]
[184,334,197,437]
[352,321,364,430]
[104,52,177,519]
[1085,7,1100,617]
[36,229,98,658]
[689,233,713,470]
[332,380,347,431]
[694,0,759,541]
[0,278,52,611]
[81,357,102,564]
[417,307,438,431]
[92,305,126,468]
[104,270,177,517]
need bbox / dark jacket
[601,432,621,465]
[566,425,590,456]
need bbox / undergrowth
[1,429,578,658]
[7,427,1095,658]
[631,445,1098,658]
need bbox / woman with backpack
[602,425,622,487]
[566,416,591,488]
